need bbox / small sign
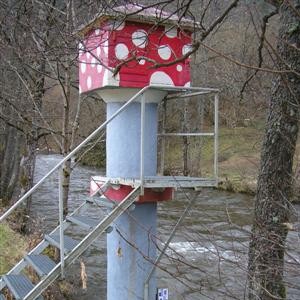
[157,288,168,300]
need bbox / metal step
[1,186,141,300]
[25,255,56,277]
[66,215,113,233]
[87,196,116,209]
[66,215,99,229]
[45,234,79,253]
[3,274,43,300]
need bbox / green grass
[76,140,106,168]
[163,126,263,193]
[0,223,27,274]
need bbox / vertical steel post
[143,192,199,300]
[58,167,65,278]
[140,93,145,195]
[214,93,219,184]
[159,99,167,175]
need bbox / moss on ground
[76,140,106,168]
[0,223,27,274]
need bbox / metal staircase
[0,185,140,300]
[0,84,219,300]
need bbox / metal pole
[158,132,214,137]
[159,99,167,175]
[140,93,145,196]
[143,192,200,300]
[214,93,219,185]
[58,167,65,278]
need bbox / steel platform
[91,175,217,189]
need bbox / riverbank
[216,127,261,194]
[0,222,27,274]
[0,206,67,299]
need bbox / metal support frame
[214,93,219,183]
[0,84,219,223]
[140,93,145,195]
[158,132,214,137]
[143,192,200,300]
[23,186,141,300]
[0,84,220,300]
[158,90,219,182]
[58,168,65,278]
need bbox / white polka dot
[182,44,192,56]
[184,81,191,87]
[176,65,183,72]
[97,64,102,73]
[158,45,171,60]
[87,76,92,89]
[103,40,108,55]
[86,52,90,59]
[165,26,177,38]
[97,46,101,57]
[91,57,96,68]
[79,42,85,54]
[150,71,174,85]
[80,61,86,74]
[103,69,120,86]
[139,59,145,65]
[132,30,147,48]
[115,43,129,60]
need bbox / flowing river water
[31,154,300,300]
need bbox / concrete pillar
[106,100,158,300]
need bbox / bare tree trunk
[61,62,71,217]
[7,131,23,198]
[61,0,71,217]
[21,137,38,229]
[248,2,300,299]
[0,126,23,205]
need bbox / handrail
[0,85,150,222]
[0,84,219,223]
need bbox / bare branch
[240,7,278,97]
[200,0,240,41]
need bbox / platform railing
[158,91,219,181]
[0,84,219,278]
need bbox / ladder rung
[3,274,43,300]
[25,255,56,277]
[45,234,79,254]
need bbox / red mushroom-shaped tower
[78,4,194,93]
[77,5,197,300]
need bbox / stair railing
[0,85,151,223]
[0,85,152,277]
[0,84,219,278]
